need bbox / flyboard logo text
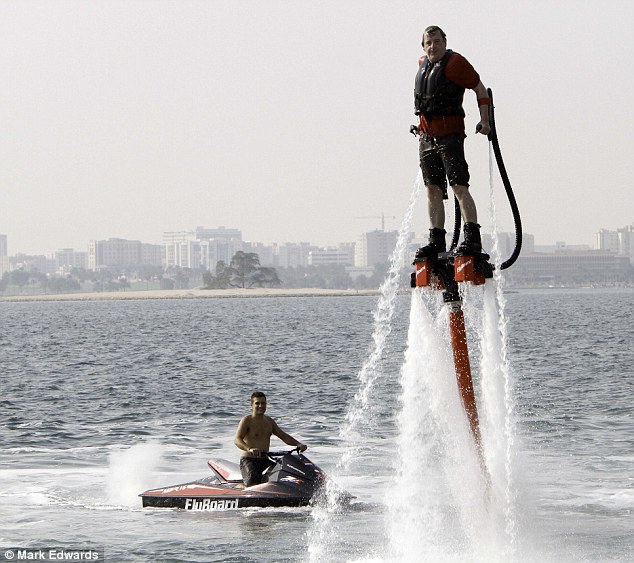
[456,258,473,273]
[184,498,239,510]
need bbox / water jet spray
[411,89,521,476]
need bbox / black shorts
[419,133,470,199]
[240,456,274,487]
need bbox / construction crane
[354,213,397,231]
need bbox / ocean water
[1,289,632,562]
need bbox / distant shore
[0,287,381,303]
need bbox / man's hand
[476,122,491,136]
[297,443,307,452]
[248,448,262,457]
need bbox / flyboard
[411,89,521,473]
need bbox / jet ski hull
[142,493,311,510]
[141,482,312,509]
[140,451,325,510]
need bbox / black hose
[449,196,461,251]
[487,88,522,270]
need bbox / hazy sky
[2,0,633,254]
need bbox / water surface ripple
[1,290,632,562]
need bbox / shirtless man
[234,391,307,487]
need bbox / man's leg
[428,184,446,228]
[417,136,450,259]
[452,185,484,254]
[451,184,477,224]
[240,457,262,487]
[240,457,275,487]
[437,135,486,255]
[415,184,448,258]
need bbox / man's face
[422,31,447,63]
[251,397,267,415]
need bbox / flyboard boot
[414,228,447,260]
[452,222,493,285]
[455,222,485,256]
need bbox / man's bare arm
[272,420,307,451]
[472,81,491,136]
[234,417,252,452]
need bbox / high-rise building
[308,244,355,267]
[88,238,163,270]
[595,229,619,253]
[163,227,244,271]
[195,226,242,241]
[244,242,275,267]
[595,226,634,264]
[55,248,88,271]
[617,224,634,264]
[11,253,53,274]
[355,230,399,267]
[276,242,319,268]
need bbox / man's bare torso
[239,414,275,457]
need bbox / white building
[244,242,276,267]
[88,238,163,270]
[595,229,620,254]
[355,230,399,267]
[617,224,634,264]
[55,248,88,272]
[308,244,355,267]
[11,253,54,274]
[163,227,244,271]
[595,225,634,264]
[276,243,319,268]
[195,226,242,241]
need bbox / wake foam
[106,442,164,508]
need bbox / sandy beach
[0,287,380,302]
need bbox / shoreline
[0,287,381,303]
[2,286,629,303]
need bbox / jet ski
[140,448,343,510]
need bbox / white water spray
[479,143,518,551]
[386,289,496,562]
[106,442,164,508]
[307,172,422,563]
[340,171,423,463]
[308,149,519,561]
[385,147,519,559]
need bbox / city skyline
[2,225,632,291]
[2,2,633,254]
[2,220,631,259]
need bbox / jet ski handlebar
[265,447,302,458]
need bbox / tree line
[201,251,391,290]
[202,252,281,289]
[1,251,393,295]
